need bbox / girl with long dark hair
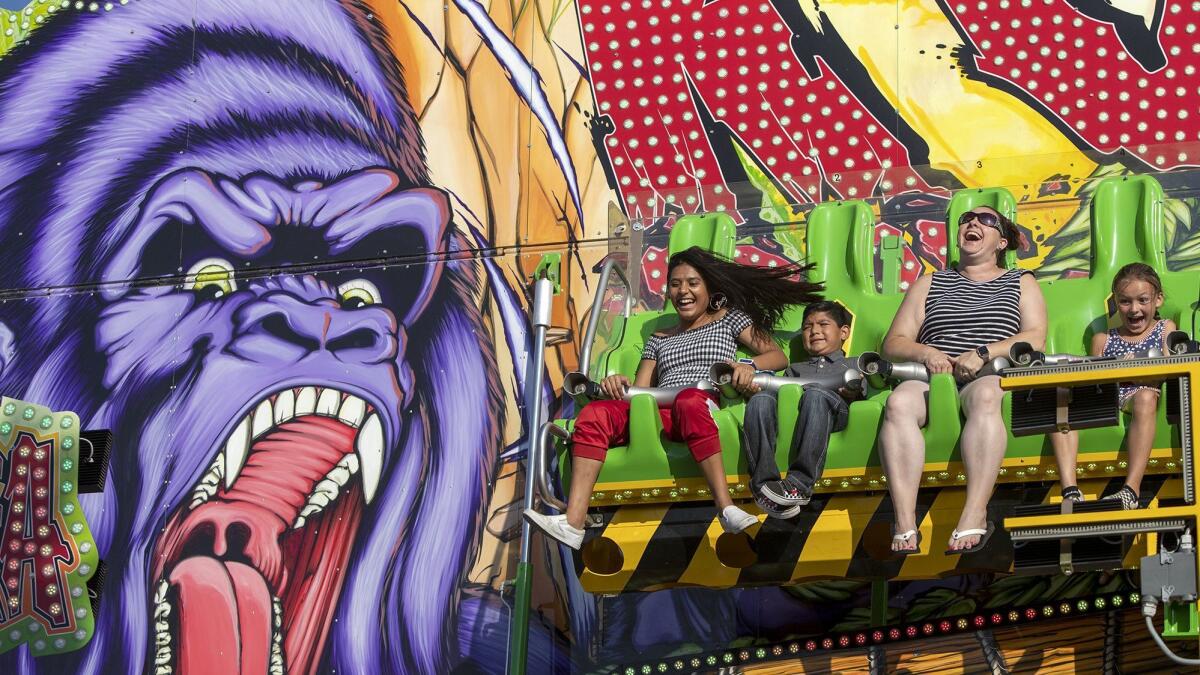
[525,246,823,549]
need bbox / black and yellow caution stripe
[572,477,1182,594]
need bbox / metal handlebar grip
[708,362,863,399]
[562,372,714,406]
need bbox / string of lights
[616,590,1143,674]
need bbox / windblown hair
[1113,262,1165,319]
[667,246,823,337]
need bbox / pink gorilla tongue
[159,415,364,675]
[169,558,273,674]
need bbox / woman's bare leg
[565,457,604,529]
[878,380,930,551]
[953,376,1006,550]
[698,454,734,509]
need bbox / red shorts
[571,388,722,463]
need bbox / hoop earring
[709,293,727,311]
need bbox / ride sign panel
[0,397,98,656]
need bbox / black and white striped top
[916,268,1028,358]
[642,309,752,387]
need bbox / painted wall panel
[0,0,1195,673]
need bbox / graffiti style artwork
[0,0,1196,672]
[0,1,522,673]
[579,0,1200,293]
[0,398,98,658]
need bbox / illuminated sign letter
[0,398,99,655]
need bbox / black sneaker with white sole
[1101,485,1140,510]
[755,495,801,519]
[760,479,810,507]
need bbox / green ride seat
[561,175,1193,509]
[800,200,960,481]
[942,185,1049,463]
[960,176,1187,472]
[565,214,750,499]
[668,212,737,259]
[1020,176,1186,463]
[788,188,1032,480]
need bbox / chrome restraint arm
[857,351,1011,389]
[707,361,864,399]
[562,372,716,407]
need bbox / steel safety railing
[534,421,570,512]
[578,257,632,378]
[508,267,556,675]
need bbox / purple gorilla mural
[0,1,508,673]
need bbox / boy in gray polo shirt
[742,301,860,517]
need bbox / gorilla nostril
[223,522,254,564]
[177,519,255,565]
[180,522,217,560]
[258,314,321,353]
[327,327,380,354]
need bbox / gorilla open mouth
[150,386,384,675]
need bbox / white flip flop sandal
[891,528,922,557]
[945,521,995,555]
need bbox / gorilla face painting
[0,2,503,673]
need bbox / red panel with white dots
[913,0,1197,170]
[578,0,1200,299]
[580,0,940,221]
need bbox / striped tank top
[916,268,1027,358]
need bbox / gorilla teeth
[270,596,285,674]
[294,387,317,416]
[316,388,340,416]
[357,413,384,505]
[203,387,380,501]
[223,416,251,491]
[274,389,295,424]
[152,579,173,673]
[292,453,360,529]
[189,455,224,509]
[338,394,366,428]
[154,644,172,670]
[252,399,274,439]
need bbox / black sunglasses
[959,210,1000,229]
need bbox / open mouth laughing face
[92,168,449,674]
[668,263,710,322]
[957,209,1002,259]
[1114,278,1163,336]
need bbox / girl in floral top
[526,246,823,549]
[1052,263,1177,510]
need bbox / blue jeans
[741,388,849,494]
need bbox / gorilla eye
[185,258,237,300]
[337,279,382,309]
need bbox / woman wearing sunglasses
[877,206,1047,556]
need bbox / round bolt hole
[715,532,758,568]
[581,537,624,575]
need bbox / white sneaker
[719,505,758,533]
[523,509,584,550]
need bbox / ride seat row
[559,175,1196,506]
